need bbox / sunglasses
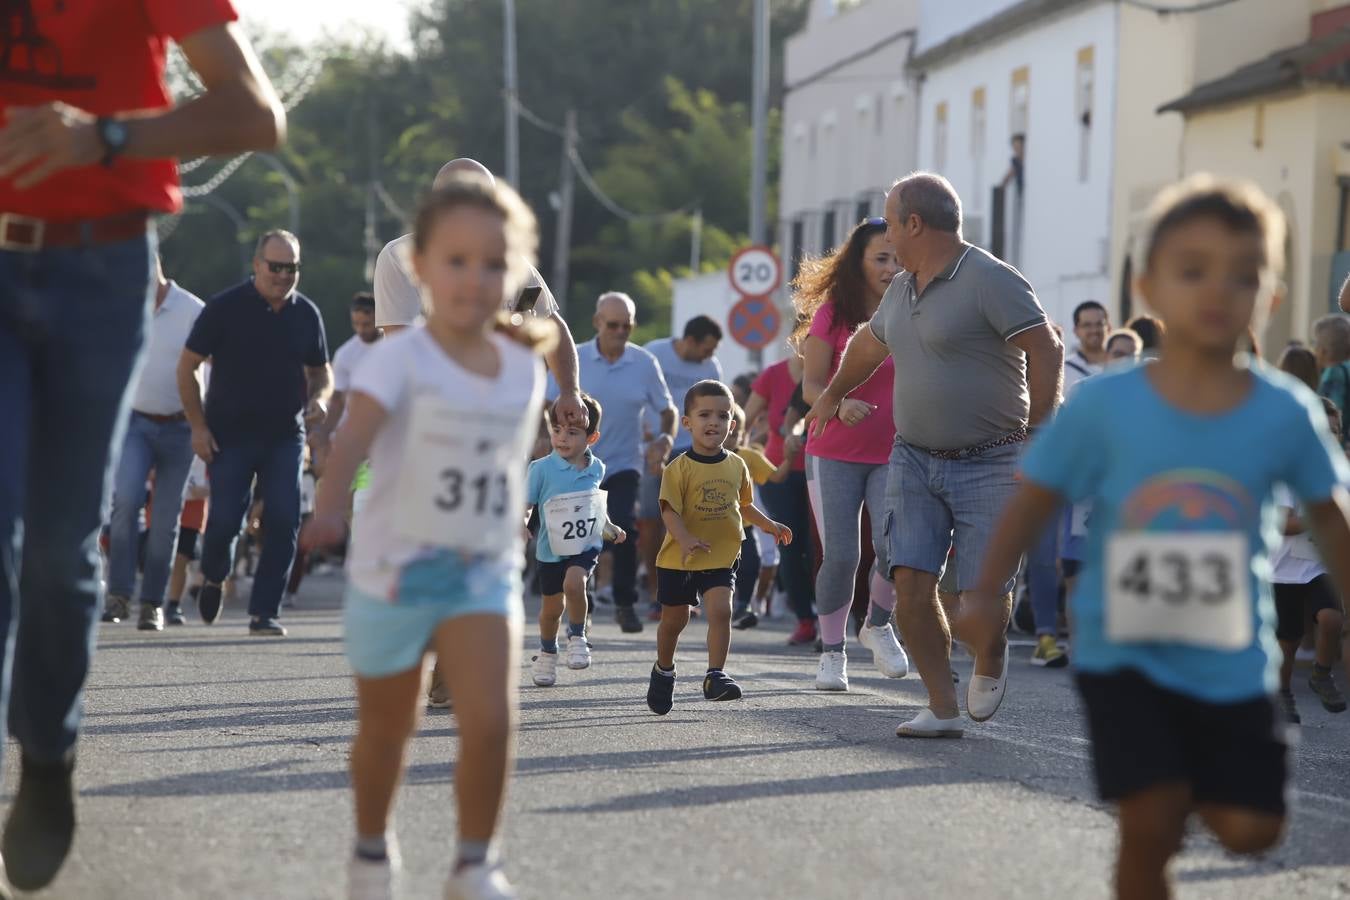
[264,260,300,275]
[862,216,887,227]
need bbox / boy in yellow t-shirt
[646,380,792,715]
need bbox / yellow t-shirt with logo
[656,450,754,571]
[736,446,777,486]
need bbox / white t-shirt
[373,233,557,329]
[131,281,204,415]
[1270,484,1325,584]
[332,334,381,429]
[1062,349,1104,396]
[346,328,545,599]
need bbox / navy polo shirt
[186,279,329,444]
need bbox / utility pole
[749,0,769,247]
[551,109,577,316]
[689,206,703,272]
[363,101,381,283]
[503,0,521,187]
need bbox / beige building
[1157,3,1350,350]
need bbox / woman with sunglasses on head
[794,217,910,691]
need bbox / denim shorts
[882,438,1022,594]
[344,553,521,678]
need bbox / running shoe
[702,669,743,701]
[100,594,130,624]
[248,617,287,637]
[165,601,187,626]
[444,862,517,900]
[896,708,964,739]
[137,602,164,632]
[197,581,224,625]
[348,838,401,900]
[647,664,675,715]
[1279,689,1300,725]
[615,605,644,633]
[531,651,558,686]
[2,754,75,892]
[1308,672,1347,713]
[427,667,452,709]
[787,618,817,646]
[732,610,759,630]
[565,635,591,670]
[1030,634,1068,669]
[815,651,848,691]
[859,622,909,678]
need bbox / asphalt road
[6,571,1349,899]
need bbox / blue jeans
[0,232,155,765]
[107,413,194,605]
[1026,518,1060,636]
[200,434,303,620]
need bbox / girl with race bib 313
[302,174,551,900]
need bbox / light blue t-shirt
[645,337,723,452]
[1021,363,1349,703]
[526,450,606,563]
[549,339,674,477]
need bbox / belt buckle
[0,214,45,252]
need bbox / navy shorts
[656,564,737,607]
[1076,669,1288,815]
[537,549,600,596]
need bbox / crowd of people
[5,6,1350,900]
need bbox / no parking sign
[727,245,783,351]
[727,295,781,350]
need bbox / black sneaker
[248,617,287,637]
[2,754,75,892]
[100,594,130,624]
[732,611,759,631]
[165,602,187,626]
[615,605,644,634]
[136,602,163,632]
[198,582,224,625]
[1279,689,1301,725]
[646,664,675,715]
[702,669,742,702]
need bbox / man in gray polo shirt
[807,172,1063,738]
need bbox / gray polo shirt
[869,244,1047,451]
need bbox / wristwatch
[96,117,129,167]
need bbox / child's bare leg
[538,593,565,645]
[1197,805,1284,855]
[434,613,521,847]
[351,665,425,839]
[563,567,588,631]
[657,603,691,669]
[703,586,733,670]
[754,564,777,606]
[1277,639,1297,692]
[1315,607,1343,669]
[1116,783,1189,900]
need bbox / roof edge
[909,0,1097,71]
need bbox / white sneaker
[348,839,401,900]
[815,650,848,691]
[858,622,909,679]
[565,634,591,670]
[896,708,964,738]
[531,651,558,687]
[445,862,518,900]
[967,638,1010,722]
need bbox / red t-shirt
[751,360,805,472]
[0,0,238,220]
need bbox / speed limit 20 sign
[728,246,782,298]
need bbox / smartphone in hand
[514,285,543,313]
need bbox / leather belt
[133,410,187,424]
[0,211,151,252]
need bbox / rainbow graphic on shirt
[1117,469,1256,531]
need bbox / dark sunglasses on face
[265,260,300,275]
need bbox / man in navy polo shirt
[177,229,331,636]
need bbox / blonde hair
[411,173,556,354]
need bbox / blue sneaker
[702,669,742,701]
[647,664,675,715]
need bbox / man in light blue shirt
[552,292,675,632]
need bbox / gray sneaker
[137,603,164,632]
[1308,672,1347,713]
[100,594,130,624]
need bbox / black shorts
[1076,669,1287,815]
[537,549,600,597]
[1273,576,1341,642]
[176,527,200,561]
[1061,558,1083,579]
[657,564,737,607]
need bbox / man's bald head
[434,158,495,190]
[596,291,636,318]
[593,292,636,357]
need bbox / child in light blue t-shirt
[971,176,1350,899]
[524,394,626,687]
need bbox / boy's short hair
[683,315,723,342]
[546,392,603,436]
[730,402,747,433]
[683,379,734,415]
[1142,175,1286,277]
[351,292,375,313]
[1312,314,1350,363]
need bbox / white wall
[671,271,767,381]
[914,0,1116,327]
[915,0,1023,55]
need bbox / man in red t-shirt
[0,3,284,893]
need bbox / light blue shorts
[882,438,1022,594]
[344,552,521,678]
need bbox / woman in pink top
[795,217,910,691]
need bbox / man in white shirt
[373,157,586,427]
[101,259,204,631]
[315,292,381,454]
[1062,300,1110,393]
